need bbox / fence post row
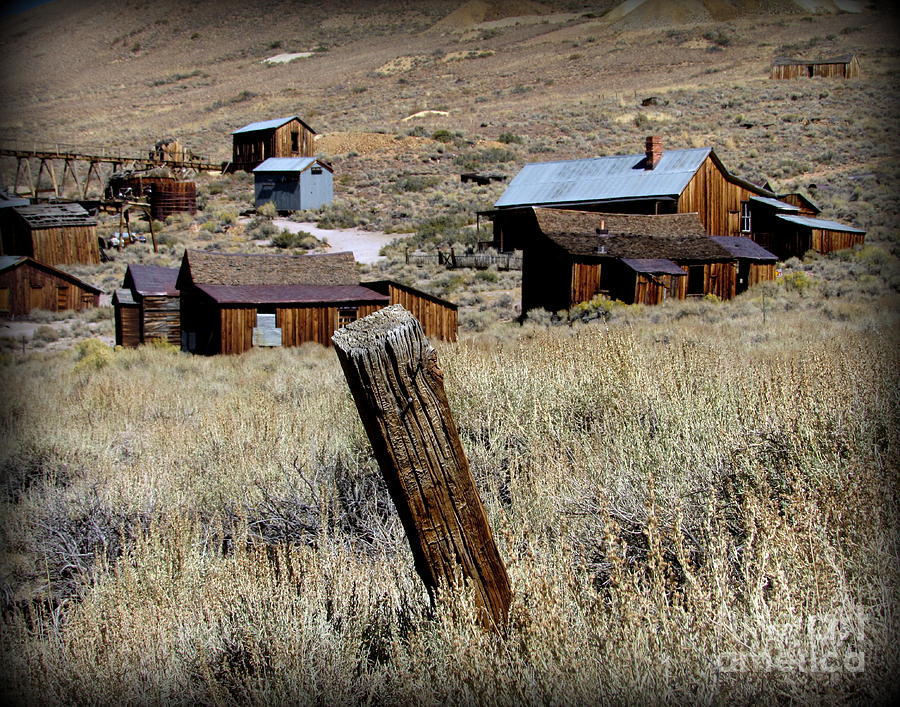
[332,305,512,629]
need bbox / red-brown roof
[125,264,179,296]
[195,283,389,305]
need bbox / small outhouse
[253,157,334,212]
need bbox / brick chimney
[645,135,662,170]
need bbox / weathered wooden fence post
[332,304,511,628]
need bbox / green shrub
[431,130,454,143]
[257,201,278,219]
[74,338,113,371]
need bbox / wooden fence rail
[406,248,522,271]
[332,305,511,628]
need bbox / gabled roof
[253,157,333,173]
[0,255,102,292]
[709,236,778,262]
[495,148,712,208]
[749,195,800,212]
[495,145,774,209]
[195,283,388,305]
[125,264,179,296]
[775,214,866,234]
[13,203,96,228]
[178,250,359,290]
[232,115,316,135]
[534,209,707,238]
[620,258,687,276]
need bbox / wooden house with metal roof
[229,116,317,173]
[486,137,863,260]
[0,255,102,317]
[253,157,333,211]
[177,250,456,354]
[1,203,100,265]
[112,264,180,348]
[771,54,860,79]
[515,209,777,312]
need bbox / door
[56,285,69,311]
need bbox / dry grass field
[1,0,899,704]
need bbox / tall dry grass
[0,300,898,703]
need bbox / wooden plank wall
[115,305,141,347]
[634,273,683,305]
[0,261,98,316]
[143,295,181,345]
[678,157,758,237]
[748,263,776,288]
[771,60,858,79]
[277,306,337,348]
[30,225,100,265]
[812,229,865,254]
[219,307,256,355]
[702,261,737,300]
[386,285,457,342]
[272,121,316,158]
[570,262,600,305]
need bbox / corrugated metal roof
[749,195,800,212]
[709,236,778,261]
[494,148,711,208]
[621,258,687,275]
[196,283,389,305]
[232,116,300,134]
[0,255,27,271]
[776,214,865,233]
[253,157,325,173]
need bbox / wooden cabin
[230,116,317,173]
[514,209,777,313]
[253,158,333,212]
[0,255,102,317]
[1,203,100,265]
[177,250,456,355]
[487,137,863,260]
[771,54,860,79]
[112,264,180,347]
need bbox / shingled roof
[178,250,359,289]
[533,209,707,238]
[13,203,96,228]
[548,232,733,260]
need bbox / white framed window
[740,201,752,233]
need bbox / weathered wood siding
[30,225,100,265]
[232,119,317,172]
[115,305,140,347]
[748,263,776,288]
[219,307,257,355]
[382,284,457,342]
[772,58,859,79]
[571,262,600,305]
[634,273,683,305]
[143,295,181,345]
[0,261,98,316]
[678,156,756,237]
[703,261,737,300]
[811,228,865,254]
[277,306,337,348]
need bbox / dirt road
[272,220,407,264]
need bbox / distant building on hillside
[229,116,317,173]
[253,157,333,212]
[771,54,860,79]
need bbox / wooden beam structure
[333,305,511,629]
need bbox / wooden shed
[771,54,860,79]
[253,158,333,212]
[1,203,100,266]
[514,209,777,313]
[177,250,456,355]
[0,255,102,317]
[113,264,180,347]
[230,116,317,173]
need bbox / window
[311,166,323,175]
[740,201,752,233]
[290,131,299,152]
[338,306,358,328]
